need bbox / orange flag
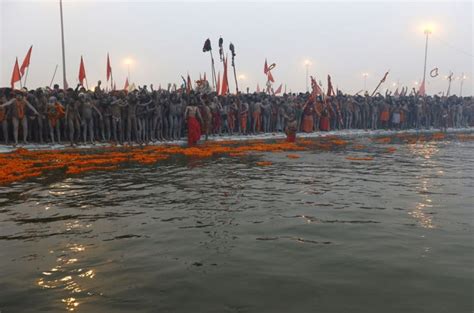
[78,56,86,85]
[11,57,21,89]
[106,53,112,81]
[274,83,282,94]
[418,79,426,96]
[20,45,33,76]
[216,72,221,95]
[124,77,129,91]
[221,57,229,95]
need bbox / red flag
[106,53,112,81]
[267,71,274,83]
[216,72,221,95]
[274,83,282,94]
[20,45,33,76]
[418,79,426,96]
[124,77,129,91]
[221,57,229,95]
[264,59,269,74]
[187,74,192,93]
[257,84,260,93]
[327,75,335,96]
[78,56,86,85]
[11,57,21,89]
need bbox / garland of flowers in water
[0,132,468,185]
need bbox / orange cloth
[302,114,314,133]
[400,111,405,123]
[187,116,201,146]
[228,111,235,132]
[0,107,5,122]
[252,111,261,131]
[15,100,25,120]
[240,112,248,132]
[48,103,65,128]
[380,110,389,122]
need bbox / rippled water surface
[1,136,473,313]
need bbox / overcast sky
[1,0,472,95]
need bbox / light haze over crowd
[1,0,472,95]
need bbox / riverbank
[0,127,472,154]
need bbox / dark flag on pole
[11,58,21,89]
[106,53,112,81]
[78,56,86,86]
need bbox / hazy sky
[1,0,472,95]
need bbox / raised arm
[0,98,16,108]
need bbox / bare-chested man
[1,90,39,145]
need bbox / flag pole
[209,51,217,90]
[23,67,30,88]
[229,43,239,94]
[371,70,390,96]
[59,0,67,89]
[49,64,59,88]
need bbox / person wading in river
[184,94,202,146]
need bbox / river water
[0,135,473,313]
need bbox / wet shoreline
[0,127,472,154]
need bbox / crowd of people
[0,81,472,147]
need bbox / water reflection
[408,143,439,229]
[36,239,96,311]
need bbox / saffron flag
[310,76,322,97]
[267,71,274,83]
[11,58,21,89]
[418,79,426,96]
[216,72,221,96]
[106,53,112,81]
[78,56,86,86]
[257,84,260,93]
[274,83,282,94]
[264,59,269,74]
[20,45,33,76]
[221,57,229,95]
[124,77,129,91]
